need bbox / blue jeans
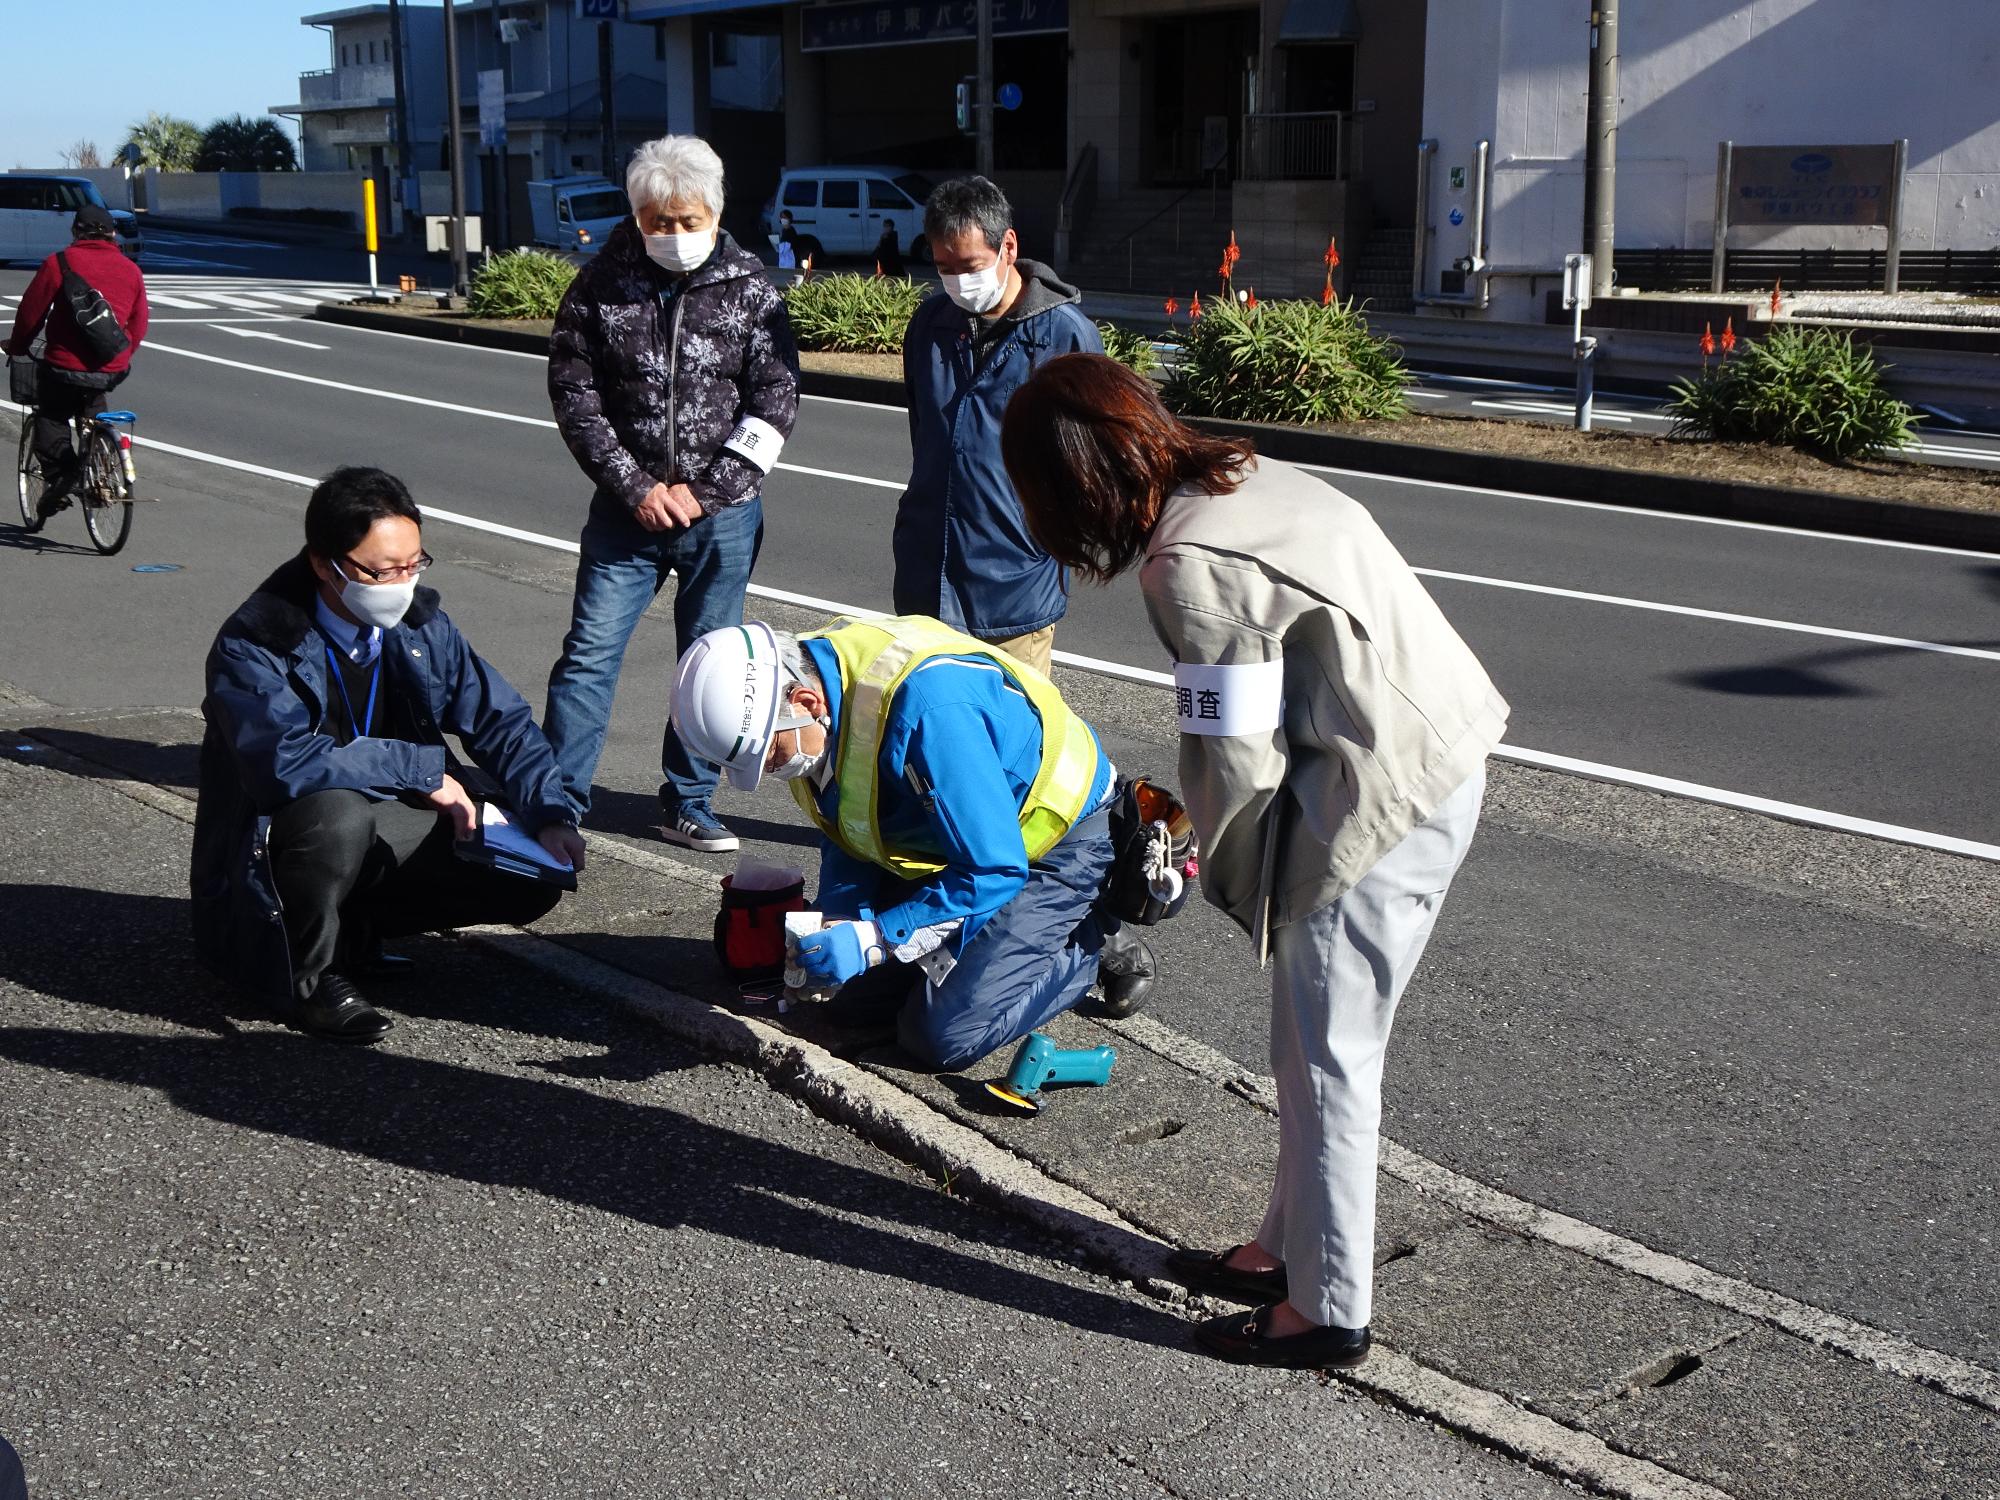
[544,494,764,818]
[891,804,1117,1070]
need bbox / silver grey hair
[923,175,1012,251]
[626,135,726,216]
[774,634,823,698]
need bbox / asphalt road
[1,754,1572,1499]
[4,263,1993,846]
[2,262,1995,1377]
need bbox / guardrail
[1240,112,1359,182]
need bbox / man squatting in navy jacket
[670,615,1156,1068]
[192,468,586,1043]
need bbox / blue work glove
[794,920,886,986]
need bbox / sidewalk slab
[9,709,1998,1500]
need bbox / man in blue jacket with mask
[192,467,586,1043]
[894,178,1103,675]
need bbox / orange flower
[1190,290,1203,321]
[1246,289,1259,310]
[1770,278,1783,317]
[1165,295,1180,318]
[1321,282,1334,307]
[1700,322,1716,357]
[1323,235,1340,269]
[874,260,884,278]
[1720,317,1737,354]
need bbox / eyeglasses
[339,551,434,584]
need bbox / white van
[0,175,143,267]
[762,167,936,263]
[526,176,628,259]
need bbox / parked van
[526,176,627,258]
[761,167,936,264]
[0,175,143,266]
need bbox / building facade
[1419,0,2000,319]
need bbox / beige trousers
[985,626,1055,676]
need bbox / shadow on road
[586,783,818,851]
[0,882,1184,1350]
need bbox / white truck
[526,176,628,258]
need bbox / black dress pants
[268,789,563,1003]
[33,372,109,478]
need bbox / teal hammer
[984,1033,1116,1114]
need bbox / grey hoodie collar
[1003,258,1082,321]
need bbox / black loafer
[1193,1304,1371,1369]
[290,973,393,1044]
[1094,928,1156,1019]
[1166,1244,1289,1303]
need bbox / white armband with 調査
[722,414,785,474]
[1173,659,1285,736]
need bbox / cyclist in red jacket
[3,204,149,516]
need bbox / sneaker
[1092,927,1157,1019]
[659,802,739,853]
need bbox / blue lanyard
[324,639,381,738]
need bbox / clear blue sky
[1,1,332,168]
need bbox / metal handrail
[1054,141,1098,269]
[1112,178,1221,289]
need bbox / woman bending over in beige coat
[1001,353,1509,1370]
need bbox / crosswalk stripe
[144,293,224,309]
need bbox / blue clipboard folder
[456,802,579,891]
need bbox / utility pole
[442,0,470,294]
[975,0,994,176]
[598,19,617,180]
[386,0,414,237]
[490,3,511,251]
[1582,0,1619,297]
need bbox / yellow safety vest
[791,616,1101,879]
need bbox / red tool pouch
[712,872,807,982]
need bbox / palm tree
[196,115,299,173]
[122,113,203,173]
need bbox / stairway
[1345,227,1415,314]
[1062,187,1233,298]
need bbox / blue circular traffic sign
[1448,207,1465,227]
[997,83,1023,111]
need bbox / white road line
[306,316,551,360]
[1916,443,2000,464]
[1297,462,2000,561]
[1475,399,1634,424]
[215,326,330,351]
[145,293,227,310]
[146,341,560,428]
[1415,567,2000,663]
[12,407,1987,866]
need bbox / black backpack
[55,251,131,365]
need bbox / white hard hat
[671,621,787,792]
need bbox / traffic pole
[364,177,380,292]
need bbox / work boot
[1093,926,1156,1019]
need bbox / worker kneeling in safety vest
[672,616,1157,1069]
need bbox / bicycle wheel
[15,420,44,533]
[81,426,132,556]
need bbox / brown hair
[1001,353,1254,583]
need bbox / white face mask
[767,707,830,783]
[644,227,716,274]
[941,261,1008,315]
[336,569,417,630]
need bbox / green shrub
[1097,320,1160,376]
[1164,298,1407,426]
[785,273,929,354]
[468,249,578,320]
[1667,326,1917,461]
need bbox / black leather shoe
[290,973,393,1044]
[1193,1304,1371,1369]
[1166,1244,1289,1303]
[1093,927,1156,1019]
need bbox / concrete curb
[9,724,1741,1500]
[310,301,2000,554]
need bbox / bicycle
[15,406,137,555]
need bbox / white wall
[1421,0,2000,311]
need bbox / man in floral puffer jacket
[544,134,800,852]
